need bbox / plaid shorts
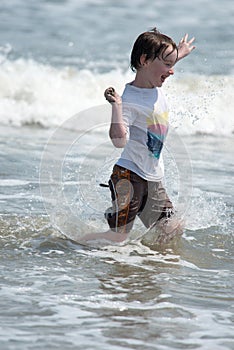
[105,165,173,233]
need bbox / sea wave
[0,57,233,135]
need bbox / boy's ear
[140,54,148,66]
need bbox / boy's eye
[165,62,173,68]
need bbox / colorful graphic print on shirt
[146,111,169,159]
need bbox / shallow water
[0,126,233,350]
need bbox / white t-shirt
[116,83,169,182]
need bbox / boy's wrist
[111,100,122,106]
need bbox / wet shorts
[105,165,173,233]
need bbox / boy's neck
[131,74,154,89]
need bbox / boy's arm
[104,87,127,148]
[177,33,196,61]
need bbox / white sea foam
[0,57,233,135]
[166,75,234,136]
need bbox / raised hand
[177,34,196,61]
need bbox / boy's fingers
[180,34,195,45]
[105,87,115,95]
[188,37,195,44]
[104,87,116,100]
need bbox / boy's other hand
[104,87,122,105]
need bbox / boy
[82,28,195,244]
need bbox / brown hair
[130,28,178,72]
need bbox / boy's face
[140,45,177,88]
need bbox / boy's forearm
[109,102,127,148]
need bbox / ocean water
[0,1,234,349]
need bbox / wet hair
[130,28,178,72]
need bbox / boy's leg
[139,181,183,243]
[139,181,173,226]
[80,167,147,245]
[106,165,147,234]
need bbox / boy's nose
[169,68,174,75]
